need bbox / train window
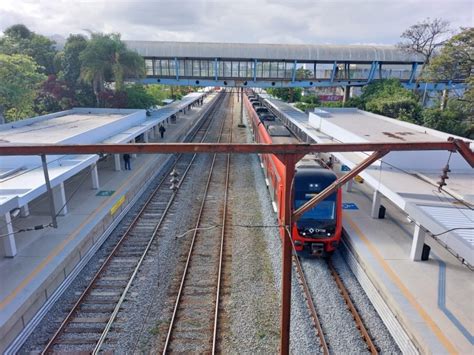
[295,199,335,220]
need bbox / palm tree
[79,33,145,105]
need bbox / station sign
[96,190,115,197]
[342,202,359,210]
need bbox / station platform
[0,93,215,353]
[253,92,473,354]
[341,178,473,354]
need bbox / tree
[34,75,76,114]
[352,79,423,122]
[421,105,468,137]
[62,34,88,86]
[267,87,302,102]
[79,33,145,105]
[423,27,473,137]
[124,84,157,109]
[424,27,473,81]
[0,54,46,122]
[295,67,313,80]
[398,18,451,65]
[0,24,57,74]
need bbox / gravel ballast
[20,94,400,354]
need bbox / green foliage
[267,87,302,102]
[295,68,312,80]
[424,27,473,82]
[124,84,157,109]
[145,85,171,104]
[79,32,145,104]
[421,105,468,136]
[294,102,317,112]
[358,79,422,122]
[61,34,88,86]
[0,24,57,74]
[0,54,46,121]
[320,101,345,108]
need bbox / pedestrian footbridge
[126,41,465,90]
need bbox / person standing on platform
[159,124,166,138]
[123,153,131,170]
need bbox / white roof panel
[125,40,424,63]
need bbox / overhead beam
[0,140,465,156]
[451,138,474,167]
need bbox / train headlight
[327,232,331,237]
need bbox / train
[244,92,343,257]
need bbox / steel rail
[212,95,233,354]
[93,93,227,354]
[327,259,379,354]
[162,94,230,354]
[41,92,224,354]
[288,230,330,355]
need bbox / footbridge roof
[125,40,424,63]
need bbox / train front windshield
[294,194,336,220]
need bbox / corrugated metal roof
[418,205,474,246]
[125,40,424,63]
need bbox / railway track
[292,247,378,354]
[160,93,233,353]
[40,92,225,354]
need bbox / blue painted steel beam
[214,58,218,81]
[139,78,466,91]
[367,61,378,83]
[291,60,297,82]
[408,62,418,84]
[330,61,337,82]
[253,59,257,82]
[175,57,179,81]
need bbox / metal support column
[41,154,58,228]
[238,87,245,128]
[276,154,301,355]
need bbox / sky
[0,0,472,45]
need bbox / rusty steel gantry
[1,139,472,355]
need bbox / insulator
[170,169,179,177]
[437,180,447,187]
[442,164,451,173]
[170,183,179,191]
[170,177,179,184]
[439,173,449,180]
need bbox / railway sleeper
[79,304,117,312]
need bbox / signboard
[96,190,115,197]
[342,203,359,210]
[318,95,343,102]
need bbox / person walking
[123,153,131,170]
[159,124,166,138]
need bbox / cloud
[0,0,472,45]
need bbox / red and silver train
[245,93,343,256]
